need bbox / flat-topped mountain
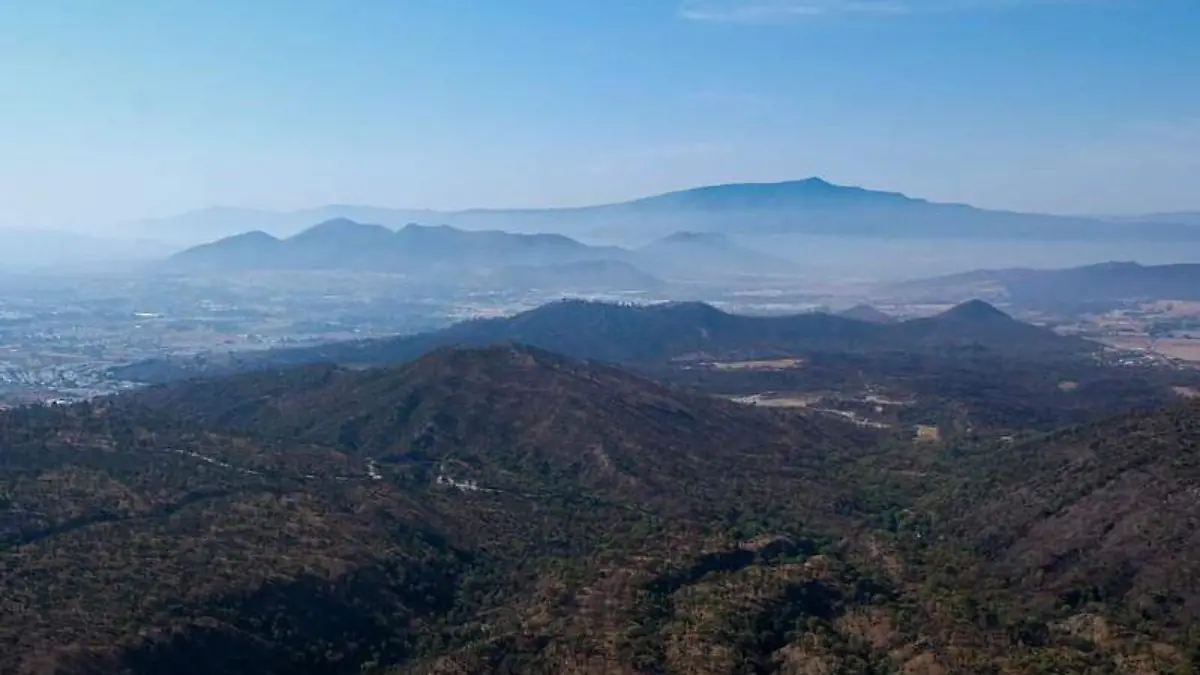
[130,178,1200,244]
[112,298,1093,384]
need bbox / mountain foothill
[157,177,1200,287]
[6,283,1200,673]
[6,179,1200,675]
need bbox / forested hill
[111,298,1093,384]
[927,399,1200,629]
[2,345,882,674]
[5,344,1200,672]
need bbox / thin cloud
[680,0,1097,22]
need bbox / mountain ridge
[3,343,886,673]
[169,220,626,274]
[903,260,1200,308]
[925,398,1200,629]
[111,298,1094,384]
[168,219,795,281]
[126,178,1200,245]
[11,342,1200,672]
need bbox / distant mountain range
[112,298,1092,384]
[636,231,797,278]
[127,177,1200,245]
[168,219,795,284]
[1113,211,1200,227]
[0,229,170,271]
[901,261,1200,309]
[171,220,621,271]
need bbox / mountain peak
[169,230,281,266]
[622,178,918,213]
[413,342,563,373]
[304,217,364,231]
[291,218,394,241]
[225,230,280,244]
[837,304,895,323]
[787,176,839,191]
[938,299,1011,322]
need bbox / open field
[728,392,820,408]
[708,357,805,371]
[1097,336,1200,363]
[915,424,942,442]
[1142,300,1200,317]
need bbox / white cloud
[680,0,1096,22]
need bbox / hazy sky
[1,0,1197,230]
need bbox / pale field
[1141,300,1200,317]
[914,425,942,443]
[1098,336,1200,363]
[728,393,820,408]
[709,358,804,371]
[863,394,912,406]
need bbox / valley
[7,2,1200,671]
[5,338,1200,674]
[6,245,1200,674]
[3,180,1200,675]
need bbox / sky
[0,0,1197,230]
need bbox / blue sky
[0,0,1197,229]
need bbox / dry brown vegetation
[913,425,941,443]
[5,343,1200,674]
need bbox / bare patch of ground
[815,408,890,429]
[709,358,804,371]
[1098,336,1200,363]
[729,393,821,408]
[1142,300,1200,317]
[863,394,912,406]
[901,652,947,675]
[1054,613,1114,648]
[914,425,941,443]
[1152,339,1200,362]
